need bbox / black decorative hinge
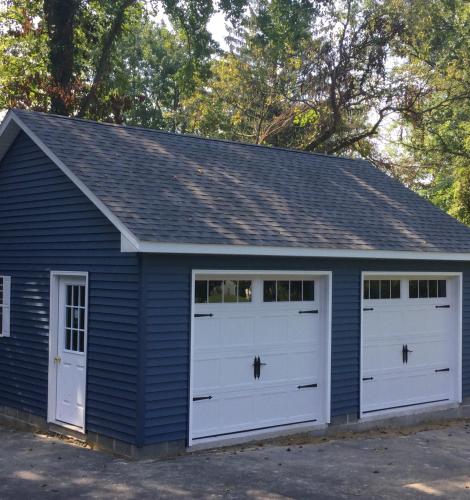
[299,309,319,314]
[362,377,374,381]
[194,313,213,318]
[435,368,450,373]
[297,383,318,389]
[435,305,450,309]
[363,307,374,311]
[193,395,213,401]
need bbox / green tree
[0,0,248,118]
[386,0,470,222]
[186,0,406,156]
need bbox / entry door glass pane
[65,284,86,353]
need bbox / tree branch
[78,0,137,118]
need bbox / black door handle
[253,356,260,379]
[402,344,413,364]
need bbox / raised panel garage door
[361,274,461,415]
[191,274,330,442]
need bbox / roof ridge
[11,108,370,166]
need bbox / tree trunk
[43,0,81,115]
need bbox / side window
[0,276,11,338]
[363,279,400,300]
[195,279,252,304]
[409,279,446,299]
[263,280,315,302]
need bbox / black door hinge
[362,377,374,381]
[435,305,450,309]
[363,307,374,311]
[297,383,318,389]
[193,395,213,401]
[299,309,318,314]
[194,313,213,318]
[435,368,450,372]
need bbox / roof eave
[122,237,470,261]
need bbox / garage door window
[195,279,252,304]
[409,279,446,299]
[363,280,400,300]
[263,280,315,302]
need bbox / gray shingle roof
[9,109,470,253]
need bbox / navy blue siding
[0,133,141,443]
[142,254,470,445]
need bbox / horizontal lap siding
[0,133,140,443]
[143,255,470,446]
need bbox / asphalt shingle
[10,109,470,253]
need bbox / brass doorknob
[54,356,61,363]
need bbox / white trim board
[125,238,470,260]
[188,269,332,447]
[3,111,470,261]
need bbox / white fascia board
[129,239,470,261]
[0,112,141,250]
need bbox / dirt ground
[1,419,470,499]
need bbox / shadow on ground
[1,420,470,499]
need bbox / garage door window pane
[391,280,401,299]
[264,281,276,302]
[419,280,428,298]
[438,280,447,297]
[290,281,302,301]
[208,281,223,303]
[429,280,438,298]
[238,281,252,302]
[277,281,289,301]
[195,281,208,303]
[380,280,391,299]
[369,280,380,299]
[409,280,418,298]
[303,281,315,301]
[223,280,238,303]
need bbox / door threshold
[189,420,326,450]
[48,419,85,436]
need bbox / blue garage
[1,109,470,457]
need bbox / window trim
[0,276,11,338]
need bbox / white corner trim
[0,112,141,251]
[121,233,140,252]
[129,240,470,261]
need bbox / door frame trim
[359,271,463,419]
[47,271,89,433]
[188,269,333,447]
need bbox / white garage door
[361,274,461,415]
[191,274,330,442]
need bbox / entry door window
[65,284,86,352]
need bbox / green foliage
[387,0,470,223]
[0,1,49,110]
[1,0,470,226]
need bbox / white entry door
[191,274,330,442]
[53,276,88,429]
[361,275,460,415]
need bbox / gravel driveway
[1,420,470,499]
